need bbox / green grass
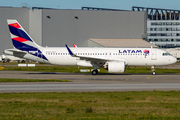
[0,91,180,119]
[1,65,180,74]
[125,67,180,74]
[0,78,71,82]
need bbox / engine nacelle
[108,61,125,73]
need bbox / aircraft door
[151,50,157,60]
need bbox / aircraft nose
[171,56,177,64]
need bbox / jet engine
[107,61,126,73]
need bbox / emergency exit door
[151,50,157,60]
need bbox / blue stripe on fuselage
[12,40,48,61]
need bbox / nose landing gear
[151,66,156,75]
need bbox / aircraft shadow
[26,72,180,76]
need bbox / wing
[65,45,127,67]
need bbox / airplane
[4,19,177,75]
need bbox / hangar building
[0,6,154,55]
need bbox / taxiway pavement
[0,71,180,92]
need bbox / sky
[1,0,180,10]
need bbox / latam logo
[119,49,150,58]
[143,49,149,58]
[119,50,142,54]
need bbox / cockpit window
[162,53,171,56]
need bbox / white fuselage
[21,47,177,67]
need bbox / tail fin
[7,19,40,51]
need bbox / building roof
[89,38,158,48]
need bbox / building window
[154,39,158,41]
[157,28,162,31]
[176,44,180,47]
[172,28,176,31]
[150,33,156,36]
[161,33,166,36]
[161,39,166,41]
[167,33,171,36]
[177,28,180,31]
[157,22,162,25]
[166,28,172,31]
[166,22,172,25]
[147,33,151,36]
[151,22,156,25]
[172,33,176,36]
[172,23,177,25]
[162,28,166,31]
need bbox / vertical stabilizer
[7,19,40,51]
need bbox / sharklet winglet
[65,44,76,57]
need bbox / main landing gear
[151,66,156,75]
[92,69,98,75]
[91,63,99,75]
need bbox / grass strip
[0,91,180,119]
[0,78,71,82]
